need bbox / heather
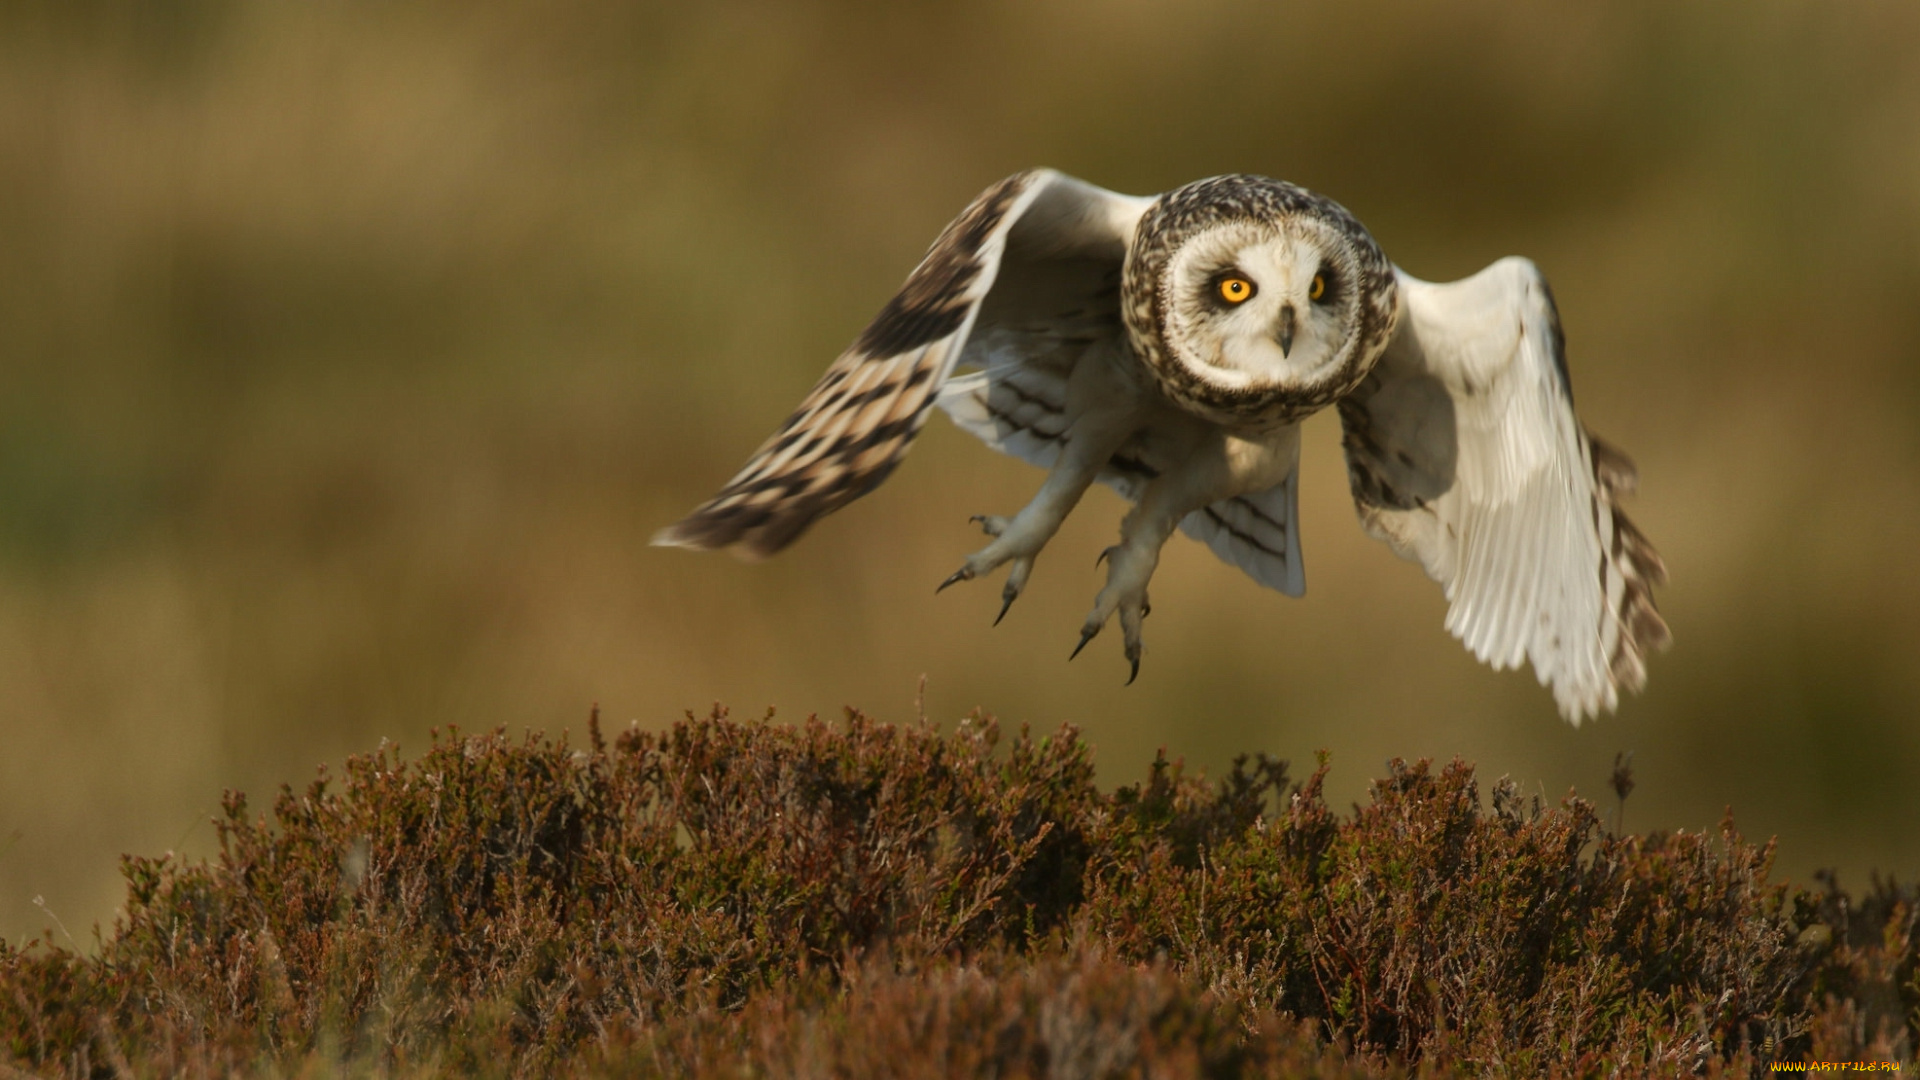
[3,711,1914,1078]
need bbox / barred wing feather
[654,169,1149,559]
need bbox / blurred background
[3,0,1918,946]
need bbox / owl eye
[1217,276,1256,304]
[1309,273,1327,302]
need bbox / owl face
[1159,220,1359,391]
[1123,175,1398,427]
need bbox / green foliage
[2,711,1914,1078]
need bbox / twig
[1610,751,1636,835]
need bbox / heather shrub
[2,710,1914,1078]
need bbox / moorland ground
[3,711,1915,1078]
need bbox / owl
[654,171,1670,722]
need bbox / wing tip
[652,520,782,564]
[1540,600,1672,726]
[650,524,700,550]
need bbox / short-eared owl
[655,171,1669,722]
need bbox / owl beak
[1276,304,1296,358]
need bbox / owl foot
[936,513,1045,625]
[1076,543,1156,684]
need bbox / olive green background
[4,0,1918,946]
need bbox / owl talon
[1069,624,1100,660]
[949,510,1050,615]
[1119,598,1147,684]
[970,514,1011,538]
[1077,537,1156,679]
[993,558,1033,625]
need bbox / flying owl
[654,171,1670,722]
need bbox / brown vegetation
[3,711,1915,1077]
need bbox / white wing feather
[1339,258,1668,721]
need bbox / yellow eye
[1309,273,1327,302]
[1218,276,1254,303]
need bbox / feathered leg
[937,356,1144,620]
[1071,483,1187,683]
[1076,424,1301,681]
[937,405,1137,616]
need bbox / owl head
[1122,175,1400,427]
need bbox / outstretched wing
[1338,257,1669,722]
[654,170,1150,559]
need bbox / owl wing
[654,169,1151,559]
[1174,463,1305,596]
[1338,258,1669,722]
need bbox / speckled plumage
[653,172,1037,558]
[656,170,1669,722]
[1123,175,1400,427]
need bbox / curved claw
[994,559,1032,626]
[1125,654,1140,686]
[1069,625,1100,661]
[970,514,1009,538]
[1095,545,1118,569]
[936,567,973,594]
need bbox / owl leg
[1074,427,1298,682]
[936,404,1140,622]
[1071,497,1186,684]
